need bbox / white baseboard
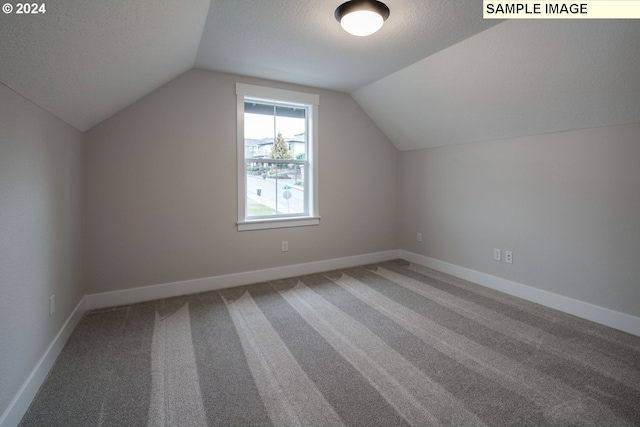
[1,250,400,425]
[86,250,401,310]
[3,249,639,427]
[0,296,87,427]
[400,250,640,337]
[87,249,640,336]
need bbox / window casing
[236,83,320,231]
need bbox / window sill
[237,216,320,231]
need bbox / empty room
[1,1,640,426]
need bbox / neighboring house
[245,133,307,159]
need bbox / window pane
[244,102,307,161]
[246,162,306,217]
[244,107,274,159]
[275,113,306,160]
[246,161,277,216]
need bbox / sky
[244,113,306,140]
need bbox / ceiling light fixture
[334,0,390,37]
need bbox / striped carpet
[20,260,640,426]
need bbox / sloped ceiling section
[352,20,640,151]
[195,0,500,92]
[2,1,638,142]
[0,0,210,131]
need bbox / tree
[270,132,292,159]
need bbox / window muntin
[236,84,319,231]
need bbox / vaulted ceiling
[1,1,639,150]
[354,19,640,150]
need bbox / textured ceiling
[195,0,500,92]
[0,0,210,131]
[0,0,498,131]
[353,20,640,150]
[1,1,638,149]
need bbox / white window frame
[236,83,320,231]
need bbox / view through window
[244,101,309,218]
[236,83,319,231]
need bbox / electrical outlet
[282,241,288,252]
[505,250,513,264]
[49,295,55,318]
[417,232,422,242]
[493,248,501,261]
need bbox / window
[236,83,320,231]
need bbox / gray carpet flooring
[20,260,640,426]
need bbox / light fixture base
[335,0,390,37]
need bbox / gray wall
[85,69,398,294]
[398,122,640,317]
[0,84,85,415]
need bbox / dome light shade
[335,0,390,37]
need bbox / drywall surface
[85,69,398,294]
[353,20,640,150]
[0,84,84,416]
[398,122,640,317]
[0,0,210,131]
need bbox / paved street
[247,174,304,215]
